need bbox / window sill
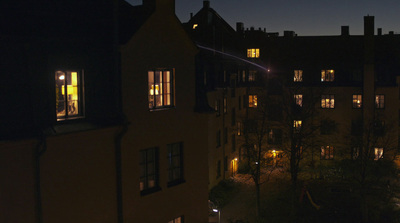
[167,179,185,188]
[140,186,161,196]
[149,107,176,112]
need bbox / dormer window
[247,48,260,58]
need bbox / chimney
[143,0,175,13]
[236,22,244,33]
[203,0,210,8]
[364,15,374,36]
[377,28,382,36]
[284,31,295,37]
[341,26,349,36]
[389,31,394,35]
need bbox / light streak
[196,44,269,72]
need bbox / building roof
[118,0,154,44]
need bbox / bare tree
[339,111,399,223]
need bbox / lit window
[148,69,174,110]
[294,70,303,82]
[374,148,383,160]
[55,70,84,120]
[293,120,302,132]
[140,147,159,195]
[167,142,184,186]
[321,70,334,82]
[247,48,260,58]
[294,94,303,107]
[352,95,362,108]
[321,146,334,160]
[237,121,242,136]
[321,95,335,108]
[168,216,183,223]
[192,24,198,29]
[375,95,385,109]
[249,95,257,108]
[249,70,256,82]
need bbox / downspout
[114,116,129,223]
[35,132,47,223]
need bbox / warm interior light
[193,24,198,29]
[234,158,238,161]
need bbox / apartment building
[242,16,400,170]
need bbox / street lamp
[212,208,221,223]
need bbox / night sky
[126,0,400,36]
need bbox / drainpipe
[114,116,129,223]
[35,132,47,223]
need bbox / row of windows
[57,69,175,121]
[321,146,383,161]
[139,142,184,196]
[293,69,335,82]
[294,94,385,109]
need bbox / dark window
[223,127,228,144]
[215,100,221,116]
[231,108,236,126]
[238,96,242,110]
[232,134,236,152]
[140,147,160,195]
[268,129,282,145]
[55,70,84,120]
[167,142,184,187]
[216,160,221,178]
[351,120,363,136]
[216,130,221,147]
[320,119,337,135]
[224,156,228,171]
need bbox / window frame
[321,69,335,82]
[375,94,385,109]
[374,148,383,160]
[167,142,185,187]
[293,120,302,133]
[247,48,260,58]
[352,94,362,109]
[294,94,303,107]
[139,147,160,195]
[55,69,84,121]
[293,70,303,82]
[321,146,334,160]
[148,69,174,110]
[321,94,335,109]
[248,95,257,108]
